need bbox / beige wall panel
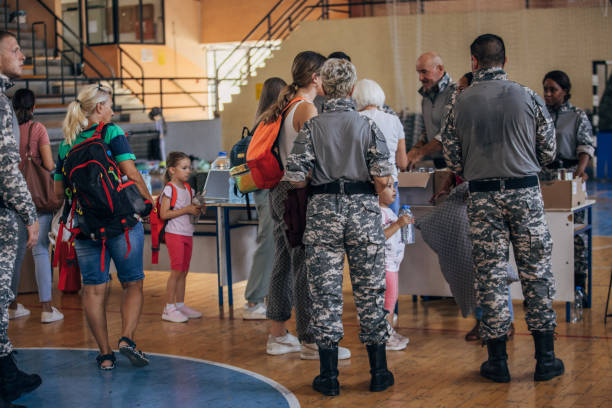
[220,7,612,150]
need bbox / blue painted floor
[587,180,612,236]
[13,349,299,408]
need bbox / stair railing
[118,45,145,109]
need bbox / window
[86,0,165,45]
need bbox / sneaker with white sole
[243,303,267,320]
[8,303,30,320]
[300,342,351,360]
[178,304,202,319]
[41,307,64,323]
[162,306,188,323]
[386,331,408,351]
[266,333,301,355]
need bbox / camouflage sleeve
[528,88,556,166]
[0,108,37,225]
[575,109,595,158]
[285,120,315,183]
[440,90,463,174]
[366,119,393,177]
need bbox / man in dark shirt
[441,34,564,383]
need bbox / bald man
[406,52,456,169]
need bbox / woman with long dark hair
[243,77,286,320]
[8,88,64,323]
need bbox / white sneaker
[8,303,30,320]
[41,307,64,323]
[386,330,409,351]
[243,303,267,320]
[266,333,301,355]
[178,304,202,319]
[162,306,188,323]
[392,314,398,328]
[300,342,351,360]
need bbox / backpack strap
[168,183,178,209]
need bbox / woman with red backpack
[54,84,154,371]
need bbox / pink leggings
[384,270,399,312]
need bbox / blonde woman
[54,84,153,370]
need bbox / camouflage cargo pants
[303,193,391,348]
[574,210,588,289]
[467,185,556,341]
[0,208,18,357]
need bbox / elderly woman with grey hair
[353,79,407,214]
[285,58,395,396]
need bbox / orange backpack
[246,97,305,189]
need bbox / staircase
[2,3,149,134]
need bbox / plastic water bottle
[572,286,584,323]
[399,205,415,244]
[139,170,152,193]
[211,151,230,170]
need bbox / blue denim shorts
[74,222,145,285]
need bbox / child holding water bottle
[379,178,413,350]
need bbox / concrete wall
[220,6,612,150]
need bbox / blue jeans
[10,217,27,297]
[74,222,145,285]
[32,213,53,302]
[475,286,514,321]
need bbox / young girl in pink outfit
[379,178,413,350]
[159,152,205,323]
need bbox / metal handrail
[32,0,114,78]
[30,21,48,93]
[118,45,145,107]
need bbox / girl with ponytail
[264,51,350,360]
[54,83,154,370]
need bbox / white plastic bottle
[572,286,584,323]
[211,151,230,170]
[399,205,415,245]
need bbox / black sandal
[96,353,116,371]
[118,336,149,367]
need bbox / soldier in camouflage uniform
[0,31,43,404]
[441,34,564,383]
[541,70,595,292]
[285,58,394,396]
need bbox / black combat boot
[532,330,564,381]
[0,395,25,408]
[366,343,394,392]
[0,352,42,402]
[312,346,339,396]
[480,336,511,383]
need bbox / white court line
[17,347,301,408]
[593,245,612,251]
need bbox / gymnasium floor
[7,181,612,408]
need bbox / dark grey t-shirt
[455,80,545,180]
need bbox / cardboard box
[540,178,587,209]
[397,170,452,205]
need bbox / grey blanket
[415,183,518,317]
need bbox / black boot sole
[4,377,42,402]
[534,367,564,381]
[370,373,395,392]
[313,376,339,396]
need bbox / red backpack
[246,97,305,189]
[150,182,192,264]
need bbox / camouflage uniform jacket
[417,72,456,145]
[0,75,36,225]
[547,102,595,161]
[285,98,393,184]
[441,67,556,179]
